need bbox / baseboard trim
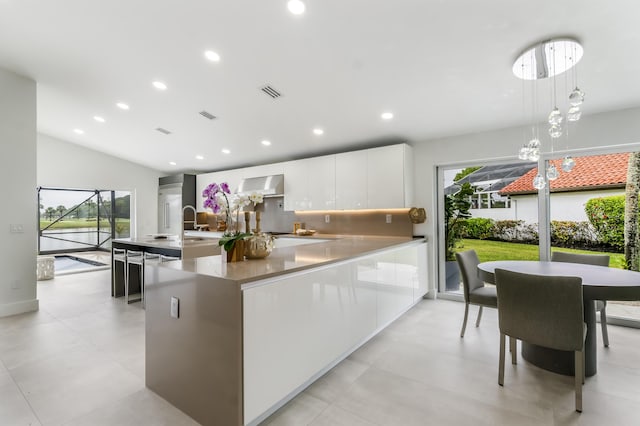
[0,299,39,318]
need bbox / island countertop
[162,234,425,285]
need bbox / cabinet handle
[165,203,170,229]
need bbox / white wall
[0,68,38,317]
[508,189,625,223]
[37,133,162,238]
[413,106,640,295]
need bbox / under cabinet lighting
[93,116,105,123]
[152,81,167,91]
[313,128,324,135]
[116,102,130,110]
[221,148,231,154]
[169,161,177,166]
[381,112,394,120]
[195,155,204,160]
[261,140,271,146]
[73,129,84,135]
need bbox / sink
[183,236,206,242]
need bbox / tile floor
[1,270,640,425]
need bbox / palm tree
[624,152,640,270]
[45,207,57,221]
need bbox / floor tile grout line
[6,357,45,426]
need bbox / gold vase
[244,233,274,259]
[225,239,246,262]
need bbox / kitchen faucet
[181,205,197,242]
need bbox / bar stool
[140,252,161,308]
[125,250,144,304]
[112,248,127,298]
[161,254,180,263]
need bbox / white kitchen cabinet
[335,150,367,209]
[243,242,425,425]
[307,155,336,210]
[367,144,413,209]
[242,162,285,180]
[198,144,412,212]
[283,155,335,211]
[282,160,308,210]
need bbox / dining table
[477,260,640,377]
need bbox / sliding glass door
[439,149,640,324]
[38,187,131,254]
[439,161,540,295]
[544,151,640,323]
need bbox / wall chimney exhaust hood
[237,174,284,197]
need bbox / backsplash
[200,196,414,237]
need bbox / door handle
[165,203,170,229]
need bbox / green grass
[457,239,626,269]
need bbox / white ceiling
[1,0,639,174]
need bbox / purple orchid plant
[202,182,250,251]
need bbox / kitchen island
[144,234,427,426]
[111,233,221,297]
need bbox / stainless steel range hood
[237,174,284,197]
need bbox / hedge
[584,195,625,251]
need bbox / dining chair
[495,268,586,412]
[551,251,611,347]
[455,250,497,338]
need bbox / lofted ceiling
[1,0,639,174]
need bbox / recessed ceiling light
[381,112,394,120]
[221,148,231,154]
[261,140,271,146]
[169,161,177,166]
[93,116,105,123]
[152,81,167,90]
[73,128,84,135]
[116,102,130,110]
[313,128,324,135]
[195,155,204,160]
[288,0,305,15]
[204,50,221,62]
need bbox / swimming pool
[54,255,108,273]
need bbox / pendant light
[512,38,585,190]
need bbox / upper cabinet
[335,144,413,210]
[195,143,413,212]
[335,150,367,210]
[283,155,335,211]
[366,144,413,209]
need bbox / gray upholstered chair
[495,268,586,412]
[551,251,610,347]
[455,250,497,338]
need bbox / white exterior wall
[470,207,516,221]
[37,133,162,238]
[412,106,640,295]
[507,189,625,224]
[0,68,38,317]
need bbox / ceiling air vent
[260,85,282,99]
[199,110,217,120]
[156,127,171,135]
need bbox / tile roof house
[465,153,632,224]
[500,153,630,195]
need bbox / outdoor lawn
[456,238,626,269]
[40,218,130,233]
